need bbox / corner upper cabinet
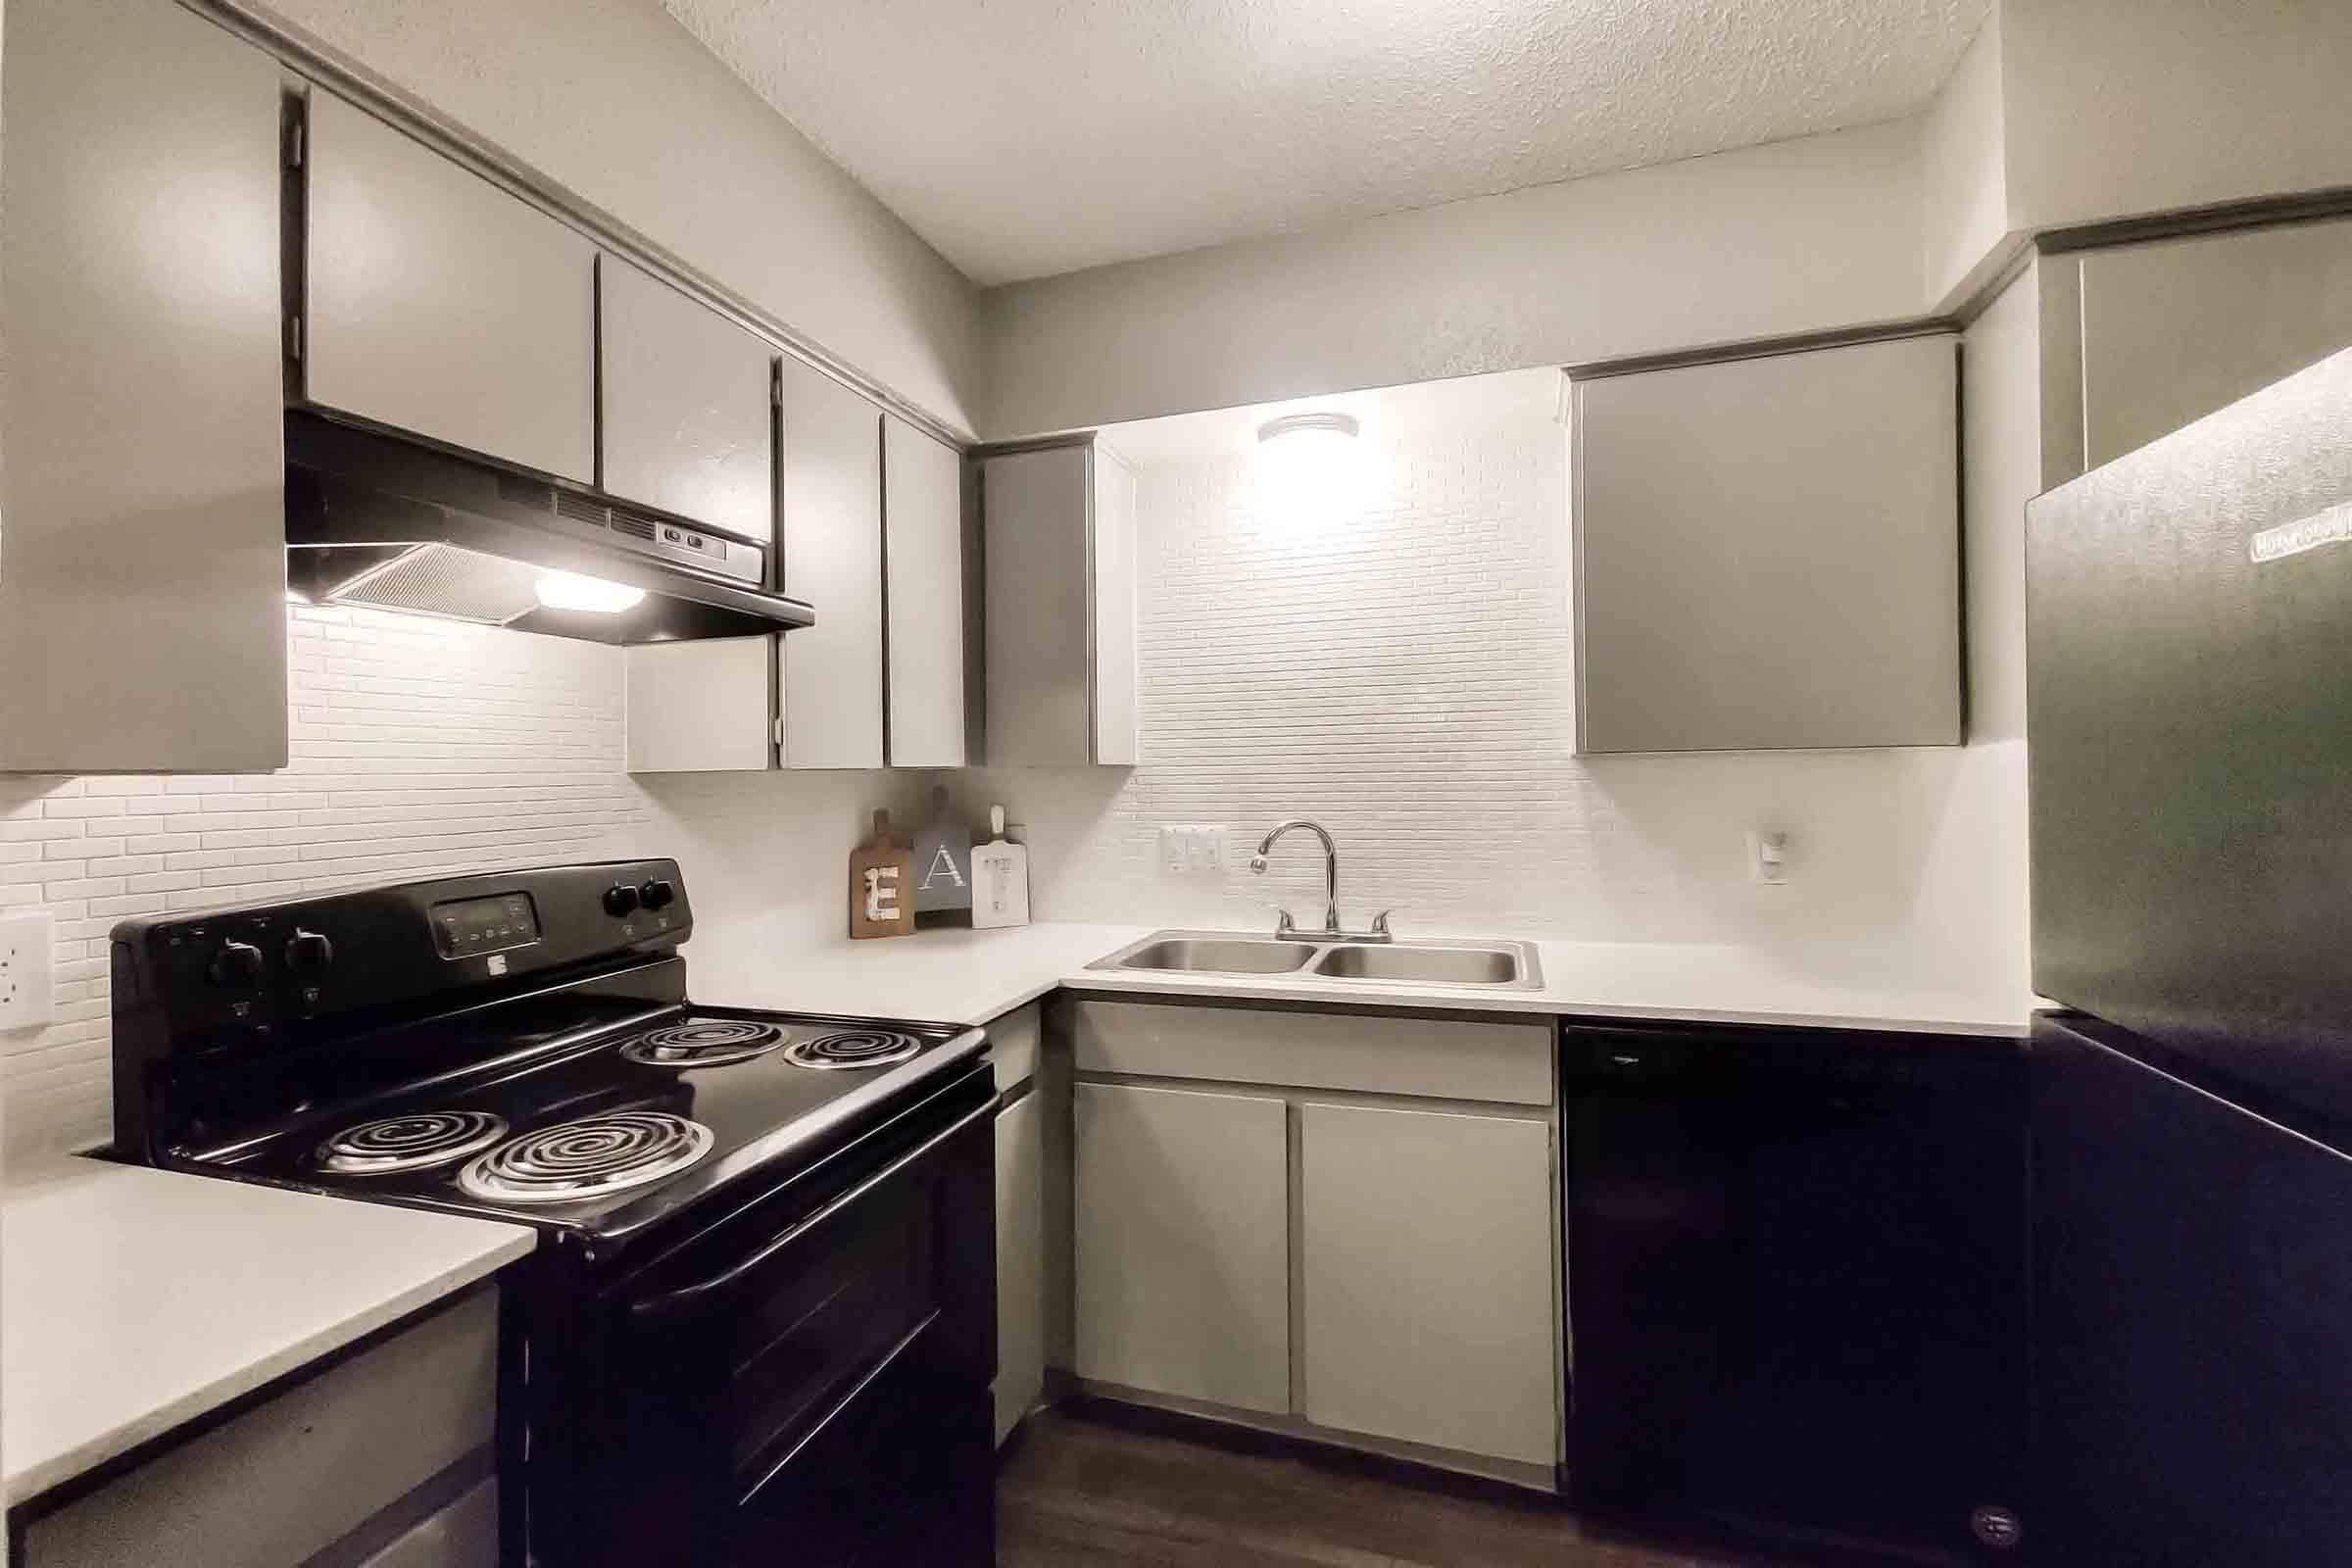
[598,256,776,543]
[979,441,1139,764]
[0,0,287,772]
[1570,334,1961,754]
[2062,216,2352,479]
[302,90,596,482]
[884,416,970,767]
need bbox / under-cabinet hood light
[534,570,647,614]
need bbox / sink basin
[1108,937,1317,974]
[1311,944,1524,985]
[1090,931,1543,989]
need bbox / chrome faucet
[1250,819,1392,943]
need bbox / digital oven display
[429,892,541,959]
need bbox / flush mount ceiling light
[1254,412,1367,533]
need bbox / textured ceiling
[662,0,1990,286]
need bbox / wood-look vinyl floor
[996,1405,1774,1568]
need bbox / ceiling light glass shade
[534,569,647,614]
[1253,413,1367,533]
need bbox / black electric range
[109,859,999,1567]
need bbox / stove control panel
[430,892,542,959]
[109,859,692,1058]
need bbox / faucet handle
[1371,909,1392,935]
[1273,908,1298,939]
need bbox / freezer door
[2028,346,2352,1137]
[2033,1014,2352,1565]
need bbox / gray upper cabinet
[304,91,596,482]
[624,638,774,773]
[883,416,970,767]
[1571,335,1961,754]
[598,256,776,542]
[979,441,1140,765]
[2073,217,2352,475]
[0,0,287,773]
[777,360,886,769]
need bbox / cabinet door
[305,91,596,481]
[982,446,1094,763]
[599,256,776,542]
[777,361,885,768]
[994,1091,1048,1446]
[1572,335,1961,753]
[625,638,773,772]
[1298,1102,1555,1464]
[883,416,968,766]
[0,0,286,772]
[1073,1083,1289,1412]
[2078,217,2352,470]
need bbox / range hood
[284,410,815,645]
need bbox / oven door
[546,1065,996,1568]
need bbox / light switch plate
[0,908,56,1029]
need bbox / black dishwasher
[1562,1022,2028,1562]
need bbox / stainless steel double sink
[1087,930,1544,990]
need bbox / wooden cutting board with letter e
[849,809,916,939]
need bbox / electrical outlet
[0,908,56,1029]
[1188,826,1228,873]
[1159,826,1187,875]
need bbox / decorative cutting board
[910,785,974,923]
[971,806,1031,930]
[849,808,916,939]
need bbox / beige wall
[236,0,985,435]
[1921,9,2011,310]
[979,118,1927,439]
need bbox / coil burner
[457,1111,712,1204]
[317,1110,510,1175]
[783,1029,923,1071]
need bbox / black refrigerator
[2027,344,2352,1565]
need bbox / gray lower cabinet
[0,0,287,773]
[1571,334,1961,754]
[2067,216,2352,477]
[1066,1001,1563,1473]
[19,1289,499,1568]
[304,90,597,482]
[1298,1102,1556,1465]
[883,416,972,767]
[597,255,777,544]
[995,1089,1048,1446]
[978,441,1139,765]
[1073,1082,1292,1413]
[994,1003,1049,1446]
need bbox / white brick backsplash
[0,607,651,1163]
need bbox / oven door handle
[627,1098,994,1322]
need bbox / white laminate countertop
[693,921,2043,1038]
[2,1158,535,1504]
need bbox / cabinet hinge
[286,313,303,363]
[770,361,783,411]
[284,119,304,171]
[771,716,785,749]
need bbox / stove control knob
[638,878,676,911]
[208,941,266,988]
[602,883,641,918]
[284,929,334,973]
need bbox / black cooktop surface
[176,1003,985,1243]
